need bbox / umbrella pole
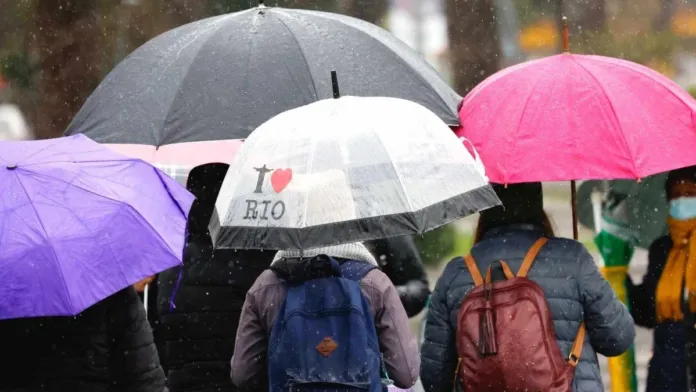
[331,71,340,99]
[571,180,579,240]
[143,284,149,315]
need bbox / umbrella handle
[143,284,149,315]
[459,137,487,178]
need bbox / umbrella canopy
[456,53,696,184]
[64,4,460,167]
[578,177,667,248]
[0,135,195,320]
[210,96,499,250]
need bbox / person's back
[157,240,271,392]
[0,287,166,392]
[155,162,272,392]
[420,183,635,392]
[230,243,420,391]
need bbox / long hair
[473,210,555,244]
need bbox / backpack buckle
[568,353,579,366]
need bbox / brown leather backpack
[455,238,586,392]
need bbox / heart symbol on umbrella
[271,168,293,193]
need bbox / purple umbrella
[0,134,195,320]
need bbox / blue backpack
[268,257,385,392]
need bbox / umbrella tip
[562,15,570,53]
[6,164,17,170]
[331,70,340,99]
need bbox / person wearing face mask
[627,166,696,392]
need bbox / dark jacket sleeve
[420,262,460,392]
[577,246,636,357]
[108,287,167,392]
[626,235,670,328]
[365,236,431,317]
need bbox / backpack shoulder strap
[568,322,586,367]
[516,237,549,278]
[463,255,484,287]
[339,260,377,282]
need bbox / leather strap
[484,261,515,283]
[516,237,549,278]
[464,255,484,287]
[568,322,586,367]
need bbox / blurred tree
[33,0,102,138]
[577,0,605,33]
[340,0,389,26]
[654,0,676,31]
[414,224,458,266]
[562,0,606,52]
[446,0,500,95]
[210,0,255,14]
[165,0,210,26]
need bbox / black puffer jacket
[364,235,430,317]
[155,162,274,392]
[156,233,273,392]
[0,287,166,392]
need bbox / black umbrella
[65,3,461,166]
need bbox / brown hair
[473,210,555,244]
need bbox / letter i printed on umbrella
[210,72,500,251]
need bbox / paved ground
[411,183,652,392]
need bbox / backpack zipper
[381,353,393,385]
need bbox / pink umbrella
[456,18,696,238]
[457,49,696,184]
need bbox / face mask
[669,197,696,220]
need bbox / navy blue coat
[420,225,635,392]
[627,235,696,392]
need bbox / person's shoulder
[442,255,467,274]
[360,267,392,291]
[541,236,590,257]
[247,269,282,294]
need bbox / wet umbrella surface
[64,4,461,167]
[210,96,499,250]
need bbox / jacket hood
[272,242,377,266]
[185,163,229,235]
[186,163,229,201]
[271,243,377,284]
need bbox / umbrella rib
[11,173,74,312]
[4,138,68,166]
[587,56,696,114]
[373,131,415,215]
[291,9,458,124]
[571,57,638,177]
[156,15,240,146]
[274,14,319,100]
[26,169,182,257]
[506,62,552,184]
[23,160,180,208]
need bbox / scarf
[656,217,696,322]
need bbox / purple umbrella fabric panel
[0,135,194,319]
